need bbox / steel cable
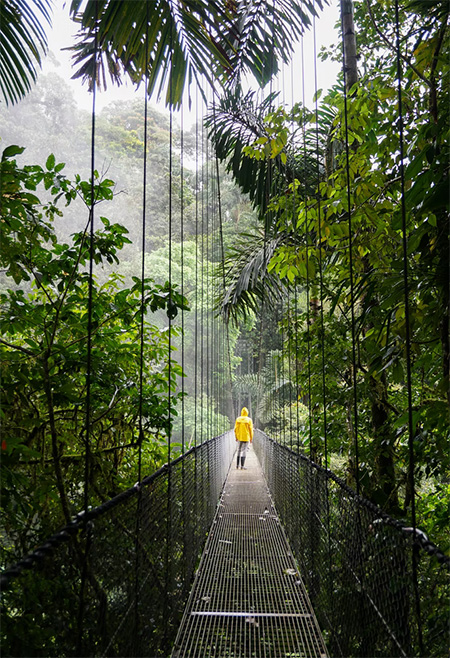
[394,1,423,651]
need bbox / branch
[430,16,448,79]
[365,0,431,89]
[45,216,91,351]
[0,337,36,356]
[25,442,136,465]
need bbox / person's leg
[240,442,249,469]
[236,441,241,468]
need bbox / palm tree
[207,86,334,321]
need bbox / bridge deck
[172,446,328,657]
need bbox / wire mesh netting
[253,430,450,658]
[172,448,328,658]
[1,431,235,658]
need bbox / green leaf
[2,145,25,159]
[313,88,323,102]
[46,154,55,171]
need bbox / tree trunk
[341,0,358,92]
[437,210,450,407]
[369,371,401,514]
[43,355,71,524]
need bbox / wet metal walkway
[172,446,328,657]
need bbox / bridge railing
[254,429,449,658]
[1,431,235,658]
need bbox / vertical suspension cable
[394,1,423,650]
[77,3,98,652]
[193,87,200,543]
[312,0,335,626]
[340,0,360,495]
[212,97,235,434]
[138,0,150,487]
[179,93,189,592]
[194,89,199,451]
[167,32,174,468]
[205,122,211,439]
[277,56,288,449]
[312,6,328,469]
[300,24,314,458]
[210,139,214,435]
[83,0,98,523]
[257,0,276,440]
[280,298,287,445]
[211,143,218,436]
[164,17,174,652]
[292,47,299,456]
[180,107,185,455]
[200,115,205,446]
[134,1,150,643]
[281,55,294,452]
[290,29,301,453]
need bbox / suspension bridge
[1,1,449,657]
[1,429,448,657]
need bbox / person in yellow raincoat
[234,407,253,469]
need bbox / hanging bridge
[1,429,448,657]
[1,1,449,658]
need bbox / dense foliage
[213,0,449,549]
[0,146,189,561]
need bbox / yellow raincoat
[234,407,253,443]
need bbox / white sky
[41,0,341,124]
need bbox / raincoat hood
[241,407,249,417]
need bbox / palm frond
[222,0,325,87]
[216,227,288,324]
[405,0,449,21]
[206,88,329,217]
[0,0,52,105]
[233,350,298,425]
[206,88,283,214]
[68,0,326,107]
[232,372,259,396]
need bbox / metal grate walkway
[172,446,328,657]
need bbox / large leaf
[0,0,52,105]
